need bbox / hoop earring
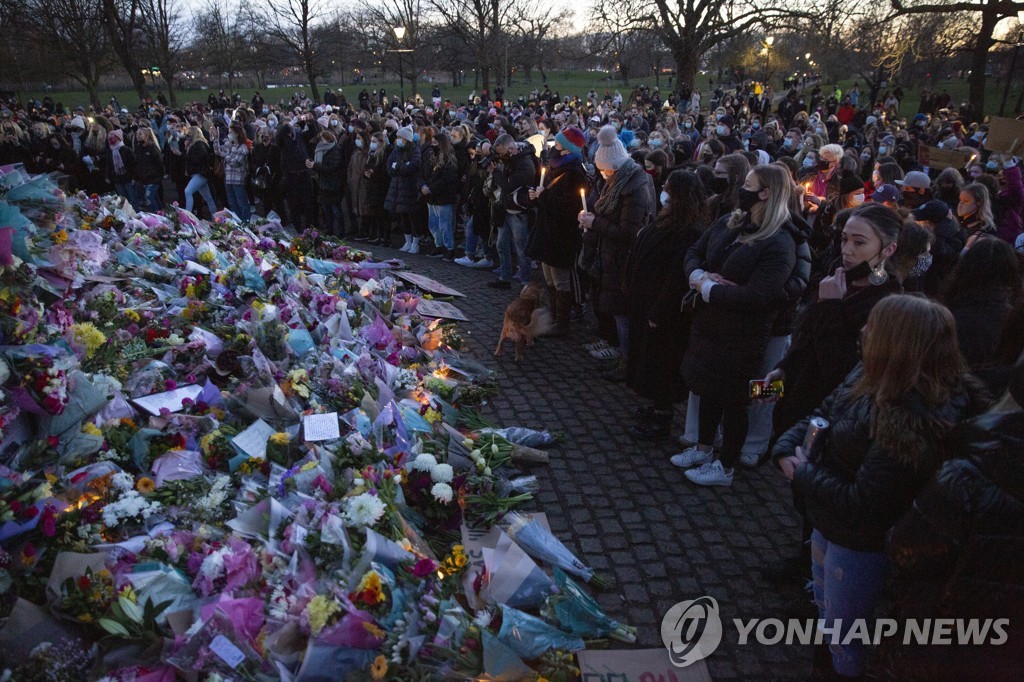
[868,259,889,285]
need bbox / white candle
[580,188,587,214]
[539,166,546,188]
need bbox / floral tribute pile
[0,166,634,682]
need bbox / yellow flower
[78,613,93,623]
[269,432,290,446]
[124,309,140,323]
[136,477,156,494]
[305,595,341,636]
[370,655,388,680]
[70,323,107,359]
[54,229,68,244]
[362,621,385,638]
[423,408,442,424]
[82,423,102,437]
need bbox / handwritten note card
[132,385,204,416]
[231,419,277,459]
[302,412,341,442]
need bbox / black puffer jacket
[784,366,987,552]
[185,140,211,177]
[681,213,797,405]
[883,411,1024,681]
[771,211,813,336]
[423,156,459,205]
[384,143,422,214]
[525,157,587,269]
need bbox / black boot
[553,291,573,336]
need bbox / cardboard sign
[576,649,713,682]
[985,116,1024,154]
[416,299,469,321]
[395,271,465,297]
[918,146,976,171]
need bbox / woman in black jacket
[250,127,281,218]
[183,126,217,217]
[884,354,1024,681]
[420,131,460,259]
[133,126,164,212]
[776,295,988,680]
[673,164,798,487]
[386,126,423,253]
[525,125,589,333]
[361,132,391,245]
[307,129,345,236]
[624,170,709,440]
[104,128,137,208]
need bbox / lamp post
[763,36,775,85]
[393,26,407,105]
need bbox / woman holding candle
[525,126,589,335]
[578,125,657,378]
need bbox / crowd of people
[2,79,1023,679]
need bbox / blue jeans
[140,183,160,212]
[614,313,629,358]
[225,183,251,221]
[464,216,480,257]
[811,530,888,677]
[184,174,216,215]
[428,203,455,249]
[497,212,531,281]
[114,181,138,209]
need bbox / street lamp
[762,36,774,85]
[393,26,407,104]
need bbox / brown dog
[494,282,555,361]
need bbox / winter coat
[771,273,903,437]
[347,148,369,216]
[216,140,249,186]
[423,156,459,205]
[277,129,311,177]
[134,144,163,185]
[883,411,1024,681]
[384,143,422,214]
[771,211,813,337]
[525,158,587,269]
[494,146,539,215]
[363,150,391,215]
[681,215,798,405]
[584,162,656,315]
[624,220,704,402]
[104,145,136,184]
[250,142,281,187]
[784,366,987,552]
[948,285,1014,369]
[996,164,1023,244]
[311,144,345,204]
[185,140,211,178]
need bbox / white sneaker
[471,257,494,269]
[589,347,621,360]
[684,460,734,487]
[399,236,412,252]
[454,255,476,267]
[583,339,609,352]
[670,445,713,468]
[408,239,420,254]
[739,451,764,468]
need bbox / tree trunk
[671,45,700,98]
[968,9,998,117]
[307,58,320,102]
[87,81,101,110]
[619,66,629,85]
[163,72,177,105]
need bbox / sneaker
[408,239,420,254]
[583,339,610,352]
[486,280,512,289]
[471,258,494,269]
[589,347,620,360]
[739,451,766,468]
[670,445,713,469]
[454,256,477,267]
[684,460,734,487]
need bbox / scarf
[549,151,581,169]
[595,160,643,215]
[314,141,335,165]
[110,138,125,176]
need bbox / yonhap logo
[661,596,723,667]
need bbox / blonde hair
[961,183,995,229]
[728,164,792,243]
[186,126,208,145]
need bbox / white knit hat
[70,116,86,130]
[594,125,630,171]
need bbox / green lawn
[18,70,1020,118]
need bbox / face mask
[355,138,363,148]
[262,108,269,114]
[660,190,670,205]
[684,122,692,129]
[850,193,865,206]
[957,203,975,218]
[803,157,815,168]
[909,252,933,278]
[396,138,405,148]
[413,133,420,143]
[376,108,383,115]
[369,141,379,151]
[903,192,926,209]
[844,259,874,286]
[818,159,831,171]
[228,133,237,143]
[715,125,727,136]
[708,176,729,194]
[752,122,761,130]
[649,139,662,147]
[347,125,354,133]
[783,138,795,149]
[330,120,339,127]
[860,153,871,162]
[986,161,998,171]
[816,127,825,135]
[737,187,763,212]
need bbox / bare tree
[194,0,248,93]
[101,0,150,101]
[28,0,115,108]
[361,0,424,99]
[261,0,331,102]
[891,0,1024,116]
[139,0,186,104]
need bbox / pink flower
[412,558,438,578]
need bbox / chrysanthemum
[431,482,454,504]
[344,493,386,527]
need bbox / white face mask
[228,133,237,143]
[660,190,670,205]
[850,193,865,206]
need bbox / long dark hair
[658,170,709,235]
[944,237,1022,304]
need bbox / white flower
[111,472,135,493]
[344,492,386,527]
[0,357,10,385]
[199,547,228,581]
[410,453,438,473]
[430,463,454,484]
[431,482,453,504]
[166,333,185,346]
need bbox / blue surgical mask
[413,133,420,143]
[649,139,662,147]
[262,107,268,114]
[396,138,405,148]
[660,190,670,205]
[878,146,887,155]
[355,138,363,148]
[715,125,727,136]
[803,157,815,168]
[369,141,379,151]
[783,138,794,149]
[986,161,998,171]
[752,122,760,130]
[347,125,354,133]
[683,122,692,129]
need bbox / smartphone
[750,379,784,399]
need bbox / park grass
[17,70,1020,118]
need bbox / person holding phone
[672,164,799,487]
[774,295,988,679]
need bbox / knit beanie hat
[840,175,864,196]
[555,126,586,155]
[70,116,86,130]
[594,125,630,171]
[396,125,414,142]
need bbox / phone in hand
[750,379,784,399]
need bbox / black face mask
[844,260,873,286]
[737,187,762,212]
[708,176,729,194]
[817,159,831,171]
[902,192,926,209]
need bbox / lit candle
[539,166,546,188]
[580,188,587,214]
